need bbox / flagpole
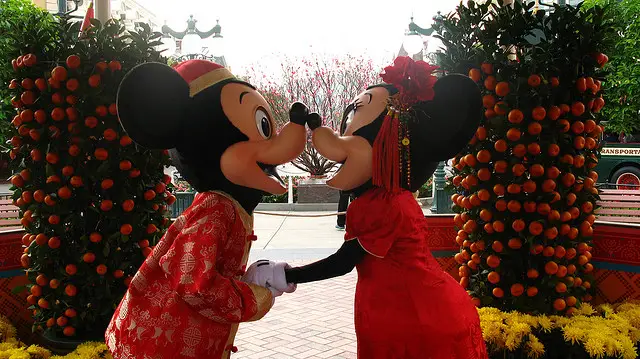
[95,0,111,24]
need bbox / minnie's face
[219,83,306,195]
[311,86,390,191]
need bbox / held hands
[243,260,297,300]
[289,102,322,130]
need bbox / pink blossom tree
[244,54,381,176]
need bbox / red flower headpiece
[372,57,438,193]
[380,56,439,109]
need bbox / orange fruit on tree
[576,77,587,92]
[63,326,75,337]
[556,281,569,293]
[544,227,558,240]
[481,63,493,74]
[527,287,538,297]
[57,316,68,327]
[494,161,507,174]
[494,139,507,152]
[547,144,560,157]
[493,221,505,233]
[46,318,55,328]
[508,238,522,249]
[507,184,521,194]
[545,261,559,275]
[477,168,491,181]
[121,224,133,235]
[65,284,77,296]
[58,187,72,200]
[486,255,501,268]
[65,308,77,318]
[109,60,122,71]
[512,163,526,176]
[476,126,487,141]
[507,200,522,213]
[51,66,68,81]
[65,264,77,275]
[478,189,490,201]
[88,74,101,87]
[527,268,539,279]
[97,264,108,275]
[120,136,133,146]
[495,199,507,212]
[484,76,497,91]
[554,299,567,311]
[528,74,541,87]
[493,184,505,196]
[492,288,504,298]
[537,203,551,215]
[511,283,524,296]
[31,285,42,297]
[120,160,132,171]
[495,82,510,97]
[506,128,521,141]
[494,101,508,115]
[524,201,537,213]
[543,246,555,257]
[492,241,504,253]
[508,109,524,124]
[523,180,537,193]
[531,244,544,255]
[66,54,81,68]
[480,209,492,222]
[571,102,585,116]
[90,232,102,243]
[528,122,542,135]
[512,219,526,232]
[469,68,482,82]
[83,252,96,263]
[532,106,546,121]
[122,199,135,212]
[547,106,561,121]
[571,121,585,134]
[485,109,496,118]
[48,237,60,249]
[114,269,125,279]
[476,150,491,163]
[482,94,496,109]
[38,298,49,309]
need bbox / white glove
[243,260,297,293]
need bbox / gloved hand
[289,102,309,126]
[243,260,297,293]
[306,113,322,130]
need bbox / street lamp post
[161,15,225,65]
[402,14,452,215]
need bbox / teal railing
[170,192,196,218]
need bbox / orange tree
[6,18,173,339]
[435,1,613,314]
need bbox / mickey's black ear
[116,62,190,149]
[411,74,482,161]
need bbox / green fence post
[430,161,452,214]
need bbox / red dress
[105,191,273,359]
[345,188,488,359]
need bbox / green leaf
[11,284,26,294]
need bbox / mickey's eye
[255,107,272,139]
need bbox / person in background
[336,190,352,230]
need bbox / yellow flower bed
[0,316,111,359]
[3,302,640,358]
[479,302,640,358]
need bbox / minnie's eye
[255,108,272,139]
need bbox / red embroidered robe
[105,191,273,359]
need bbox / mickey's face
[219,83,306,195]
[311,86,390,191]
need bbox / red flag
[81,1,94,32]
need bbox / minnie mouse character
[104,60,313,359]
[246,57,488,358]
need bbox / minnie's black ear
[411,74,482,161]
[116,62,190,149]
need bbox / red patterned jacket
[106,191,272,359]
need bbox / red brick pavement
[234,265,358,359]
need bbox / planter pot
[296,179,340,203]
[40,329,104,355]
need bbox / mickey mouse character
[104,60,312,359]
[247,57,488,358]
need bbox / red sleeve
[344,192,404,258]
[158,200,272,323]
